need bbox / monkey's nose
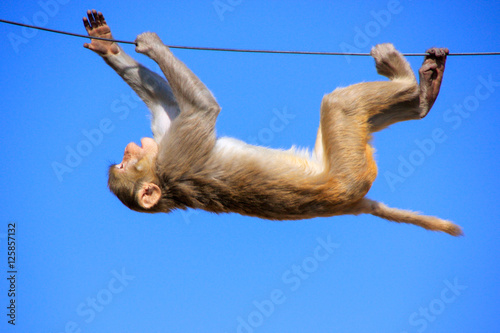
[124,142,141,155]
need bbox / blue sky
[1,1,499,332]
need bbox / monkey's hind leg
[366,44,420,132]
[366,45,448,131]
[317,45,423,194]
[318,91,378,203]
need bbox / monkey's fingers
[82,14,98,51]
[87,10,98,29]
[83,16,92,33]
[96,11,107,26]
[84,9,107,31]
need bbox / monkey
[83,10,462,236]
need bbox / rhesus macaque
[84,10,462,236]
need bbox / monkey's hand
[83,9,120,56]
[135,32,166,57]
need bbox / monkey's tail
[357,198,463,236]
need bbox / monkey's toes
[370,43,396,60]
[425,47,449,60]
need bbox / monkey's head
[108,137,164,212]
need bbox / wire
[0,18,135,45]
[1,18,499,57]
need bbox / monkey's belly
[174,174,353,220]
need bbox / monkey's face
[114,137,158,173]
[108,137,161,212]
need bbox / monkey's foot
[418,47,449,117]
[83,9,119,56]
[371,43,414,80]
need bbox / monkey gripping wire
[1,18,499,57]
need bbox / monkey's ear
[137,183,161,209]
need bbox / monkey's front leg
[418,48,449,118]
[135,32,220,115]
[135,32,220,169]
[83,11,180,141]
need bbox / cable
[0,18,135,45]
[1,18,499,57]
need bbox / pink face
[115,137,158,171]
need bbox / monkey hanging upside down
[83,10,462,236]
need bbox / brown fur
[103,31,461,236]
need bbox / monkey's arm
[102,50,181,142]
[135,32,221,170]
[83,10,179,143]
[135,32,220,116]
